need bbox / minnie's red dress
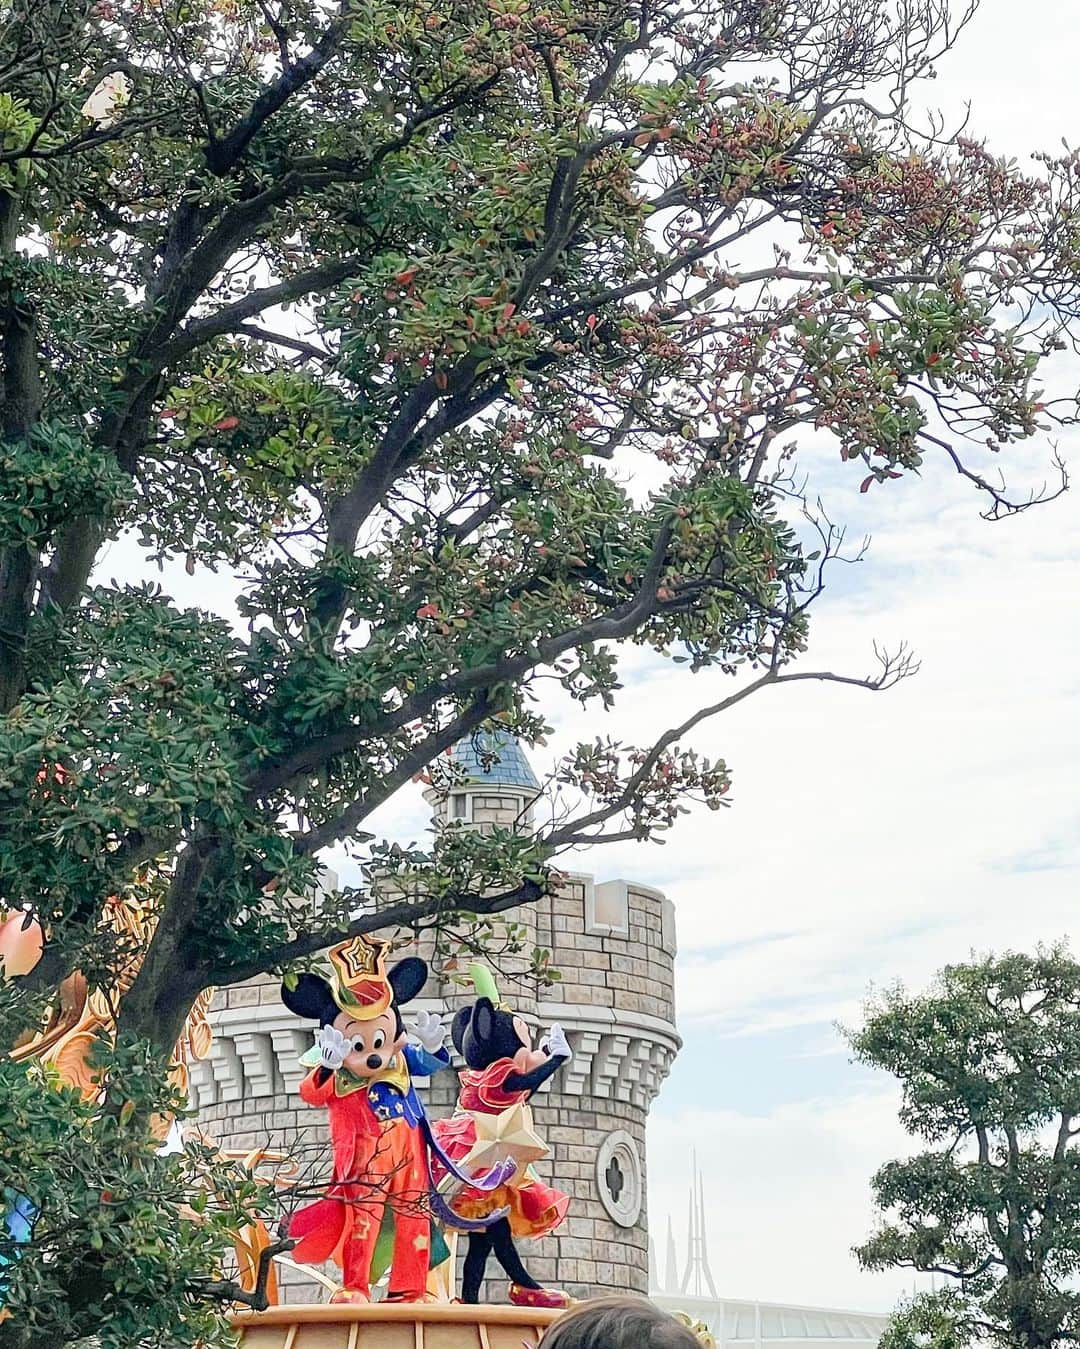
[430,1058,569,1238]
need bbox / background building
[649,1165,889,1349]
[191,731,682,1302]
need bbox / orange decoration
[7,895,214,1139]
[0,910,44,977]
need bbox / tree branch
[291,692,499,855]
[236,324,335,363]
[152,256,369,371]
[546,648,917,846]
[210,878,545,986]
[195,1234,296,1310]
[255,505,676,791]
[203,0,353,175]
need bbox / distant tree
[0,0,1078,1340]
[852,947,1080,1349]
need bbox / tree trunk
[0,543,37,712]
[0,190,44,713]
[112,842,215,1068]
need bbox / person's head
[539,1297,706,1349]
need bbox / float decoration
[673,1311,719,1348]
[228,1300,567,1349]
[3,897,214,1128]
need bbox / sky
[622,2,1080,1310]
[90,0,1080,1317]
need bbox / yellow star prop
[455,1101,548,1184]
[334,934,388,980]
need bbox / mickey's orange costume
[280,937,445,1302]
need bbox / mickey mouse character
[280,935,451,1304]
[431,965,573,1308]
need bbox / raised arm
[504,1025,572,1097]
[504,1053,567,1097]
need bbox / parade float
[228,1300,562,1348]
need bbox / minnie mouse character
[280,934,452,1304]
[431,965,573,1309]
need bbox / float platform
[230,1301,564,1349]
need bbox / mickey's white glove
[317,1025,349,1071]
[541,1023,572,1062]
[409,1010,446,1054]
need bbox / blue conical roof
[449,729,540,791]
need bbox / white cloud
[575,4,1080,1291]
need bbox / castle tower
[190,732,681,1303]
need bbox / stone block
[554,1237,595,1260]
[558,1255,598,1279]
[568,1140,599,1158]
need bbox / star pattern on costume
[457,1100,548,1181]
[334,934,389,980]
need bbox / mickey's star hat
[327,934,393,1020]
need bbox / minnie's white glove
[317,1025,349,1071]
[409,1010,446,1054]
[541,1023,572,1062]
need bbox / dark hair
[540,1297,704,1349]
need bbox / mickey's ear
[281,973,338,1025]
[473,996,496,1045]
[451,1007,472,1055]
[388,957,427,1006]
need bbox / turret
[423,727,541,832]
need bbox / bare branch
[547,646,917,847]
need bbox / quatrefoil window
[596,1131,642,1227]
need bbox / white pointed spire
[665,1212,680,1294]
[680,1150,718,1299]
[698,1160,718,1298]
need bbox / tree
[0,0,1077,1339]
[0,1044,272,1349]
[851,947,1080,1349]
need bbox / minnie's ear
[451,1007,472,1056]
[281,973,338,1025]
[388,957,427,1007]
[472,996,497,1046]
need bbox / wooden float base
[230,1301,565,1349]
